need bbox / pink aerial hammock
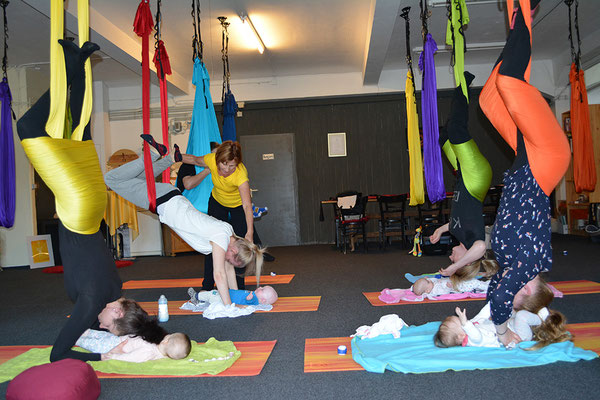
[400,7,424,206]
[566,0,595,193]
[418,0,445,203]
[0,0,15,228]
[153,0,172,184]
[133,0,157,212]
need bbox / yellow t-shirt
[204,152,249,208]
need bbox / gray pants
[104,152,175,210]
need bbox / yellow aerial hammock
[19,0,105,234]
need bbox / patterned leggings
[487,163,552,325]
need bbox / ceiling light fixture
[239,14,265,54]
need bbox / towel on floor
[378,288,487,303]
[352,314,408,339]
[351,322,597,374]
[180,301,273,319]
[0,338,239,382]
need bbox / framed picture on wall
[327,132,347,157]
[26,234,55,269]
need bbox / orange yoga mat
[0,340,276,378]
[123,274,295,290]
[139,296,321,316]
[303,323,600,373]
[363,280,600,307]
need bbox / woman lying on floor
[104,135,265,306]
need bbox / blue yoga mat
[351,321,597,374]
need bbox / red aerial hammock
[133,0,157,212]
[153,0,172,184]
[565,0,596,193]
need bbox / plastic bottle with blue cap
[158,294,169,322]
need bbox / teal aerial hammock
[184,0,221,214]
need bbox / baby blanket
[351,322,597,374]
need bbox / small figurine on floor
[409,227,422,257]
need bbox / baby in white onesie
[433,303,548,348]
[412,276,489,296]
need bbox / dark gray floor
[1,234,599,399]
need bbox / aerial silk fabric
[222,90,238,142]
[479,0,569,197]
[0,78,15,228]
[153,39,172,183]
[447,140,491,203]
[133,0,157,212]
[45,0,92,141]
[351,321,597,374]
[184,58,222,214]
[446,0,470,101]
[405,70,424,206]
[419,34,445,203]
[569,63,596,193]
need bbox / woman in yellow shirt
[184,141,262,290]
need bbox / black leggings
[50,223,122,362]
[202,195,262,290]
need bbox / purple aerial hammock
[0,0,15,228]
[418,0,445,204]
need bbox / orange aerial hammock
[400,7,424,206]
[566,0,596,193]
[480,0,570,197]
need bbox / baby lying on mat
[434,303,570,350]
[412,276,490,296]
[76,329,191,362]
[187,286,278,306]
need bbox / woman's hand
[497,328,522,347]
[439,264,459,276]
[244,231,254,243]
[430,228,442,244]
[429,223,449,244]
[107,340,127,355]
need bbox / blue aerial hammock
[219,16,238,142]
[184,1,221,213]
[0,0,15,228]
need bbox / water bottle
[158,295,169,322]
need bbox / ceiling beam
[22,0,189,95]
[362,0,403,86]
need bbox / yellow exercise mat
[123,274,295,290]
[139,296,321,315]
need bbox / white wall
[0,69,36,268]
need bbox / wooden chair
[377,194,408,250]
[335,193,369,254]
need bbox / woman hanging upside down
[104,135,264,306]
[479,0,570,346]
[430,70,494,282]
[16,39,123,362]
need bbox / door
[240,133,300,247]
